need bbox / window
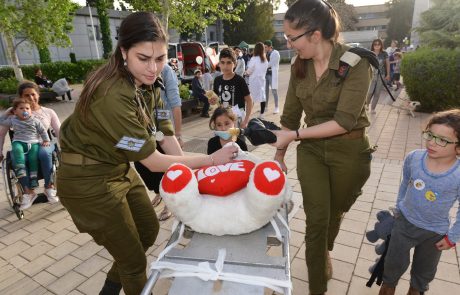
[87,25,101,40]
[274,20,284,26]
[210,31,215,41]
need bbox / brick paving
[0,64,459,294]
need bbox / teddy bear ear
[366,230,379,243]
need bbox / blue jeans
[265,73,279,108]
[16,144,55,189]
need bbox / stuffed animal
[366,210,395,287]
[159,144,292,236]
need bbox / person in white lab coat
[245,42,268,118]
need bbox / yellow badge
[425,190,437,202]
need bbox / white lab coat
[267,49,280,90]
[246,56,268,103]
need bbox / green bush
[0,59,107,84]
[179,83,191,100]
[401,48,460,112]
[0,77,19,94]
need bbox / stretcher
[141,204,292,295]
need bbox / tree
[95,0,113,59]
[0,0,78,80]
[122,0,245,36]
[284,0,357,31]
[223,1,275,45]
[385,0,415,47]
[416,0,460,49]
[87,1,113,59]
[38,47,52,63]
[328,0,357,31]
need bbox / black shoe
[200,113,210,118]
[99,279,122,295]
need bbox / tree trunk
[4,34,23,81]
[160,0,170,32]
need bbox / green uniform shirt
[281,43,372,132]
[60,75,174,165]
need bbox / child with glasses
[380,109,460,295]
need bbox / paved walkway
[0,64,459,294]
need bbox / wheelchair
[1,129,60,220]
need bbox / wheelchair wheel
[2,158,24,220]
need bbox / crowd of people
[1,1,458,295]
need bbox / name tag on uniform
[157,109,171,120]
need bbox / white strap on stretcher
[150,213,292,293]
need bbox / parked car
[180,42,219,83]
[168,43,184,79]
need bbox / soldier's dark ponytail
[76,12,168,121]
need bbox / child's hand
[435,236,456,250]
[42,141,50,147]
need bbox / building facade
[354,4,390,40]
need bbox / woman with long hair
[245,42,269,118]
[56,12,237,295]
[272,0,373,294]
[366,38,390,114]
[0,81,61,206]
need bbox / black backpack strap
[338,47,396,102]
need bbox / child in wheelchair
[0,97,50,209]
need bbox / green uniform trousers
[57,162,159,295]
[297,136,372,294]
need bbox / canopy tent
[238,41,249,49]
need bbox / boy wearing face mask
[207,107,248,154]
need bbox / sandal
[151,194,162,207]
[158,207,172,221]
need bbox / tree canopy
[121,0,246,34]
[0,0,78,79]
[385,0,415,47]
[223,1,275,45]
[416,0,460,49]
[284,0,357,31]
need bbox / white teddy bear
[159,144,292,236]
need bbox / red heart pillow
[194,160,255,196]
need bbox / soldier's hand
[211,144,239,165]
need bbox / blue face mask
[214,130,232,141]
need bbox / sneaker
[200,113,210,118]
[20,193,38,210]
[44,188,59,203]
[273,107,279,114]
[258,113,264,119]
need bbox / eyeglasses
[422,131,458,147]
[284,29,315,43]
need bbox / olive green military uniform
[57,76,174,295]
[280,43,373,294]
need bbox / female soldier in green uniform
[272,1,373,294]
[56,12,237,295]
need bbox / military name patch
[115,136,145,152]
